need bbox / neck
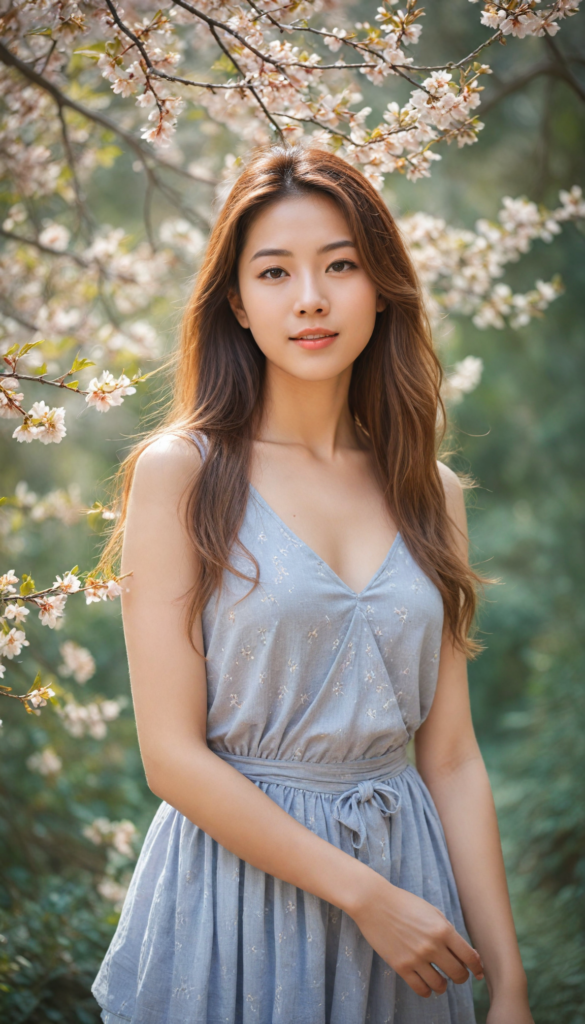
[256,360,365,460]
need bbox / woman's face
[229,192,385,381]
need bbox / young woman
[91,145,533,1024]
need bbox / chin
[272,353,355,381]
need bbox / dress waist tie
[212,746,407,880]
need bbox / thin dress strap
[189,429,209,463]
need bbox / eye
[327,259,357,273]
[259,266,288,280]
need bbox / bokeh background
[1,2,584,1021]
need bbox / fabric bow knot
[332,779,402,851]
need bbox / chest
[246,479,399,597]
[206,488,443,648]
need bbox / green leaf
[95,145,122,169]
[70,566,79,575]
[105,38,122,59]
[24,27,53,37]
[19,574,36,596]
[34,363,48,376]
[0,684,12,692]
[70,353,95,372]
[65,380,79,389]
[0,497,6,506]
[27,672,42,694]
[74,40,106,55]
[4,343,19,357]
[19,341,42,356]
[211,54,238,75]
[73,48,106,61]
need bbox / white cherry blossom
[83,817,138,858]
[0,627,30,659]
[85,371,137,412]
[58,640,96,685]
[56,696,124,739]
[27,747,63,776]
[53,572,81,594]
[0,377,24,418]
[4,603,30,624]
[36,593,67,628]
[27,685,55,708]
[0,570,19,595]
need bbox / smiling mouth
[289,329,339,349]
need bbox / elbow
[145,768,165,798]
[141,753,169,799]
[141,738,208,800]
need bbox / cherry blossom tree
[1,0,584,722]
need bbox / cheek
[241,281,285,333]
[239,283,290,359]
[337,277,379,331]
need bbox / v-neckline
[248,482,401,599]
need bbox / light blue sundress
[91,432,476,1024]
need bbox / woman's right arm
[121,435,483,999]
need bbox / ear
[228,288,250,329]
[376,293,388,313]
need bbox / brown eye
[328,259,356,273]
[260,267,287,280]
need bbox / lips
[290,329,338,350]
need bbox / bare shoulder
[437,460,468,551]
[436,459,463,502]
[131,432,204,520]
[134,431,203,496]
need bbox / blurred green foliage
[0,2,584,1021]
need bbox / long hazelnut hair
[97,143,491,658]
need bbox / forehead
[242,193,352,252]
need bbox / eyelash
[258,259,357,280]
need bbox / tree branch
[0,41,216,186]
[208,22,284,139]
[480,52,585,116]
[480,60,556,114]
[544,34,585,103]
[0,227,143,285]
[57,105,93,237]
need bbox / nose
[293,273,330,317]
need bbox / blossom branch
[0,567,132,713]
[250,4,503,75]
[0,344,156,442]
[208,23,285,139]
[0,40,216,187]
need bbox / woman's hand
[350,874,484,998]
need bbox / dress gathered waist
[210,745,409,794]
[210,746,409,864]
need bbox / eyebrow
[250,240,356,262]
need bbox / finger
[416,962,450,995]
[431,950,471,986]
[404,970,432,999]
[447,932,484,979]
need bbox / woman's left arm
[414,463,533,1024]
